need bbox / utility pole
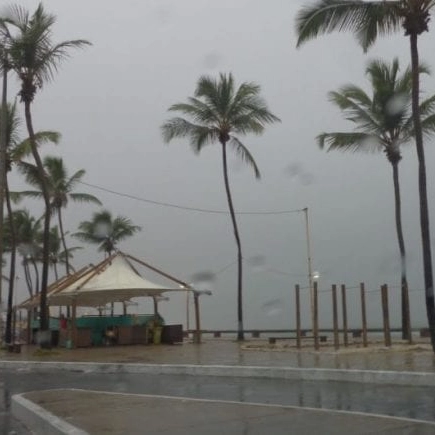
[303,207,315,333]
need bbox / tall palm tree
[161,73,280,341]
[1,101,58,343]
[1,3,90,334]
[296,0,435,351]
[317,58,435,340]
[16,156,101,276]
[73,209,141,256]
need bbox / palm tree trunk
[31,259,40,295]
[57,207,70,275]
[0,51,8,333]
[391,161,411,341]
[221,140,244,341]
[409,33,435,352]
[5,180,16,344]
[53,263,59,281]
[24,101,51,334]
[23,261,33,298]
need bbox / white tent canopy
[47,253,188,307]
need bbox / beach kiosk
[19,251,198,347]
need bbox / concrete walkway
[13,389,435,435]
[2,339,435,372]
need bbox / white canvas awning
[47,254,186,307]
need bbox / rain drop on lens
[261,298,284,317]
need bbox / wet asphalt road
[1,369,435,434]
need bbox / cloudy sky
[5,0,435,331]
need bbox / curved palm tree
[73,209,141,256]
[1,101,58,343]
[318,58,435,340]
[161,72,280,341]
[296,0,435,351]
[16,156,101,276]
[1,3,90,333]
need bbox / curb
[1,360,435,386]
[11,393,88,435]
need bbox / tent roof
[19,252,190,308]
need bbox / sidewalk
[5,338,435,434]
[1,338,435,372]
[13,389,435,435]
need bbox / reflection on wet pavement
[1,370,435,426]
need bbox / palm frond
[10,190,43,203]
[328,90,380,132]
[17,161,45,188]
[229,137,261,179]
[169,99,218,124]
[194,74,221,114]
[161,118,218,152]
[317,131,382,152]
[11,130,60,161]
[296,0,402,52]
[69,193,102,205]
[33,39,91,86]
[419,114,435,138]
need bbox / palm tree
[16,156,101,276]
[296,0,435,351]
[73,209,141,256]
[6,209,43,297]
[1,101,58,343]
[48,226,81,281]
[317,58,435,340]
[1,3,90,334]
[161,73,280,341]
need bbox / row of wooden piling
[294,282,404,350]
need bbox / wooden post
[313,281,319,350]
[193,292,201,344]
[71,300,77,348]
[123,302,127,316]
[360,282,368,347]
[153,297,158,316]
[403,280,412,344]
[341,284,348,347]
[12,308,16,344]
[26,309,31,344]
[295,284,301,349]
[332,284,339,350]
[381,284,392,347]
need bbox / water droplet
[190,270,216,291]
[386,93,408,116]
[202,51,222,69]
[246,255,266,272]
[94,223,111,238]
[261,298,284,317]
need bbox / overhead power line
[78,181,304,216]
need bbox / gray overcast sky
[6,0,435,330]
